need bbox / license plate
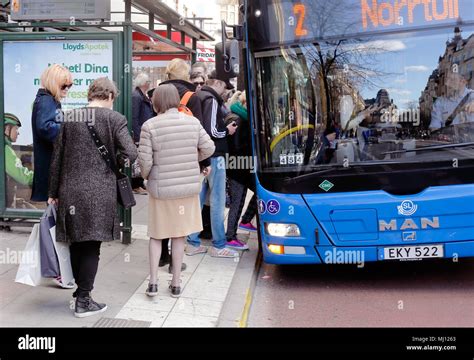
[383,244,444,260]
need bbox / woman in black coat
[48,78,138,318]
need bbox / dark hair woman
[48,77,138,318]
[138,84,215,298]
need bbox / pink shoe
[226,239,249,250]
[239,222,257,232]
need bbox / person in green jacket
[4,113,34,186]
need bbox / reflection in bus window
[255,26,474,171]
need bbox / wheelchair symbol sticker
[258,200,266,215]
[267,200,280,215]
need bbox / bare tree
[299,0,400,121]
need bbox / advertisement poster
[3,39,113,209]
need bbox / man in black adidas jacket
[187,77,239,258]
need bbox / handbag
[86,124,136,209]
[39,204,60,278]
[15,223,42,286]
[48,204,74,286]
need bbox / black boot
[74,295,107,318]
[159,239,171,267]
[159,253,171,267]
[168,262,187,274]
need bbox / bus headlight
[265,223,301,237]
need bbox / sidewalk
[0,195,258,327]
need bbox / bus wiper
[282,167,341,184]
[382,142,474,155]
[282,161,406,184]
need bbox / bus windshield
[254,27,474,173]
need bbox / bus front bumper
[262,240,474,265]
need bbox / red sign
[196,47,215,63]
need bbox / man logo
[397,200,418,216]
[403,231,417,241]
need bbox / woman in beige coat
[138,84,215,297]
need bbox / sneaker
[226,239,249,251]
[169,284,181,298]
[168,262,187,274]
[145,283,158,297]
[209,246,239,258]
[74,296,108,318]
[53,276,75,289]
[185,245,207,256]
[239,222,258,232]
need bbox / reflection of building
[419,69,439,127]
[365,89,394,122]
[217,0,239,26]
[438,27,474,94]
[320,66,366,126]
[162,0,240,44]
[419,27,474,126]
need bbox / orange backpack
[178,91,194,116]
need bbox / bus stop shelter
[0,0,214,243]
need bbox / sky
[111,0,220,21]
[268,0,474,110]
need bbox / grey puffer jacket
[138,108,215,200]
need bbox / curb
[217,235,262,328]
[237,249,262,328]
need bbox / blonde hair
[227,90,242,107]
[40,64,73,102]
[153,84,180,114]
[166,59,191,81]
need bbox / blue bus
[239,0,474,264]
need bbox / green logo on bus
[319,180,334,192]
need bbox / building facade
[419,27,474,127]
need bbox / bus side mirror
[215,39,240,79]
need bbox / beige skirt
[147,195,202,239]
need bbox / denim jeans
[188,156,227,249]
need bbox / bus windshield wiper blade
[282,161,406,184]
[382,142,474,155]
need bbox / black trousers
[226,179,258,240]
[132,176,145,190]
[70,241,102,298]
[161,238,170,262]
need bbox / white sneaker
[53,277,75,289]
[185,245,208,256]
[209,247,239,258]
